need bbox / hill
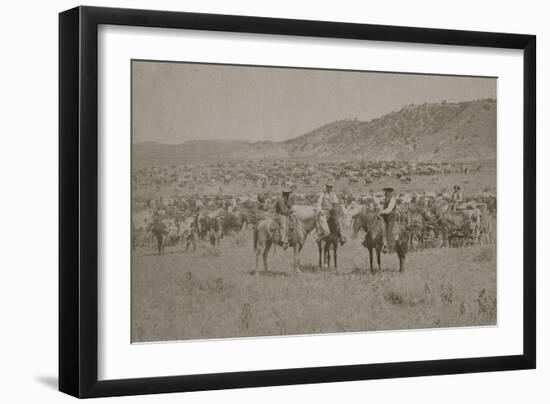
[133,99,496,167]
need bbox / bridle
[360,212,382,238]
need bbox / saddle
[270,215,295,245]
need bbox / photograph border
[59,6,536,398]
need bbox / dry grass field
[131,224,496,342]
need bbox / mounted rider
[275,188,293,216]
[316,181,338,240]
[379,187,397,253]
[274,188,294,243]
[451,185,463,211]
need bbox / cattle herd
[132,158,497,273]
[133,159,480,191]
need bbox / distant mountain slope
[133,99,496,167]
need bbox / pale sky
[132,60,496,144]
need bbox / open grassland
[132,227,496,342]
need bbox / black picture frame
[59,5,536,398]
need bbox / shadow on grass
[246,270,289,277]
[349,266,402,275]
[139,248,199,257]
[298,263,340,275]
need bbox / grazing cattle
[132,209,153,249]
[221,211,243,235]
[179,216,198,252]
[196,212,209,241]
[406,211,425,251]
[233,208,250,230]
[157,218,183,249]
[207,216,223,246]
[352,208,408,273]
[150,217,168,255]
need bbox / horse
[351,208,408,273]
[253,215,289,274]
[287,206,328,273]
[317,204,347,271]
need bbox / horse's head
[351,212,363,240]
[329,204,347,245]
[278,215,289,250]
[316,211,330,238]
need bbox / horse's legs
[255,241,264,274]
[263,241,272,272]
[324,242,330,270]
[317,240,323,269]
[376,248,381,272]
[333,242,338,271]
[296,244,303,271]
[293,245,297,272]
[157,234,163,255]
[368,247,373,273]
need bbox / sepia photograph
[131,60,497,343]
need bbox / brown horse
[317,204,347,271]
[253,215,289,274]
[351,208,408,273]
[287,208,326,273]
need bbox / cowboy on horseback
[275,188,293,216]
[379,187,397,253]
[274,187,295,244]
[316,180,338,241]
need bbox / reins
[362,213,382,237]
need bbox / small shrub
[440,284,454,304]
[383,277,432,306]
[476,288,497,317]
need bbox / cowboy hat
[282,187,292,193]
[325,181,334,187]
[382,187,394,193]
